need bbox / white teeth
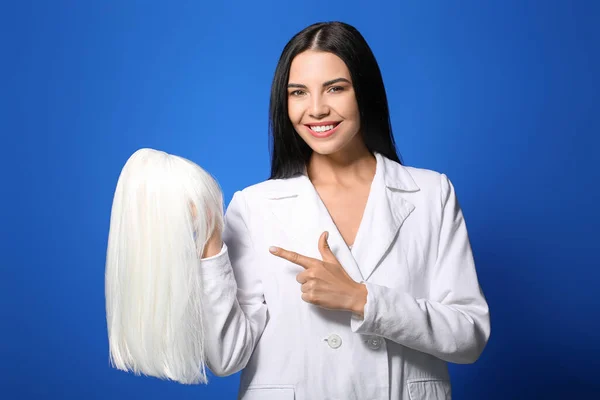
[310,124,335,132]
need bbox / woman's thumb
[318,231,336,262]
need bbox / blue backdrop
[2,1,599,399]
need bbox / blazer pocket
[407,379,451,400]
[241,384,295,400]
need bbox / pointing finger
[269,246,317,269]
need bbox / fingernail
[325,231,329,240]
[269,246,278,254]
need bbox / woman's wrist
[351,283,368,317]
[202,240,223,259]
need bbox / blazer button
[367,337,382,350]
[325,334,342,349]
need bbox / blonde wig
[105,148,223,384]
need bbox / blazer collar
[264,153,419,282]
[379,153,420,193]
[264,153,419,198]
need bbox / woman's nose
[309,95,330,118]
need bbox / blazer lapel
[265,175,366,283]
[351,153,419,281]
[265,175,320,252]
[264,153,420,284]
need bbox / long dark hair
[268,21,402,180]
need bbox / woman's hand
[190,202,223,259]
[202,225,223,259]
[269,232,367,317]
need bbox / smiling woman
[269,22,401,180]
[287,52,360,150]
[195,21,490,400]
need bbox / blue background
[2,1,599,399]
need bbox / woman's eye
[328,86,344,93]
[290,90,305,96]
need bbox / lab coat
[199,152,490,400]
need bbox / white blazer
[199,152,490,400]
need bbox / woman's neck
[307,144,376,187]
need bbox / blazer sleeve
[198,190,268,376]
[350,173,491,364]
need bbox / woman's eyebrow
[322,77,351,86]
[287,77,351,89]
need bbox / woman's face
[287,50,361,155]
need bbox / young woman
[199,21,490,400]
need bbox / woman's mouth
[305,122,342,138]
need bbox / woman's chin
[308,141,353,157]
[307,141,343,155]
[306,134,364,156]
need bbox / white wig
[105,148,223,384]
